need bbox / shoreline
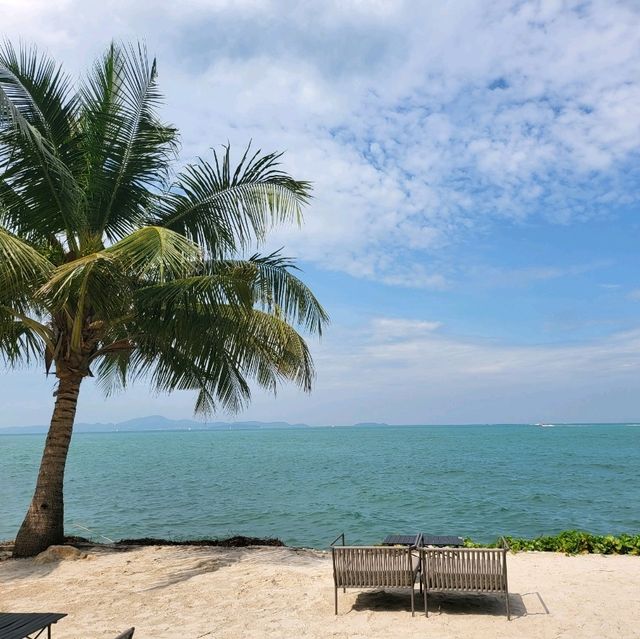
[3,529,639,560]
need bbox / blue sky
[2,0,640,426]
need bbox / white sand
[1,545,639,639]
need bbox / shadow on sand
[352,589,549,619]
[0,543,140,582]
[142,546,252,591]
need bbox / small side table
[382,534,422,547]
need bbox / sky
[1,0,640,426]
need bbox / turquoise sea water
[2,424,639,547]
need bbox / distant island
[0,415,393,435]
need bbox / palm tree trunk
[12,373,83,558]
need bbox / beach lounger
[331,534,421,616]
[113,628,135,639]
[419,540,510,619]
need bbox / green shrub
[463,530,640,555]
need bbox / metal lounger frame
[330,533,421,616]
[419,541,510,620]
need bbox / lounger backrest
[113,628,135,639]
[332,546,417,588]
[421,547,507,593]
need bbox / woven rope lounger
[331,534,421,616]
[419,540,510,620]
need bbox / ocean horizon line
[2,418,639,436]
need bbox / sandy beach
[1,545,639,639]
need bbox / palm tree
[0,42,328,558]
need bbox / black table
[382,534,464,547]
[382,534,422,547]
[0,613,67,639]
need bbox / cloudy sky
[2,0,640,426]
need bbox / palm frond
[211,251,329,334]
[0,225,53,303]
[135,273,253,312]
[0,306,47,366]
[132,251,328,334]
[0,227,53,364]
[106,225,201,282]
[93,346,131,396]
[154,144,312,256]
[79,42,177,241]
[0,42,82,244]
[38,252,131,349]
[117,301,314,415]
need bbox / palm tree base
[12,509,64,557]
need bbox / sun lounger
[419,541,510,619]
[331,534,421,615]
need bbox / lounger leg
[411,584,415,617]
[424,589,428,617]
[505,592,511,621]
[334,586,338,615]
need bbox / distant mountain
[0,415,316,434]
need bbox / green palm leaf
[79,42,177,241]
[0,43,82,245]
[155,144,311,256]
[217,252,329,334]
[0,225,53,298]
[107,225,202,281]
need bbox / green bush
[463,530,640,555]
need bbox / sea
[2,423,639,548]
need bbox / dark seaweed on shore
[63,535,285,548]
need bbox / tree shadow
[143,545,325,591]
[142,546,252,591]
[0,557,63,582]
[0,543,140,583]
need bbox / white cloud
[98,320,640,424]
[467,261,610,288]
[2,0,639,286]
[238,318,640,424]
[628,289,640,301]
[370,318,443,340]
[5,316,640,427]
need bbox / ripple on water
[2,423,639,546]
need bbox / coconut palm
[0,42,328,557]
